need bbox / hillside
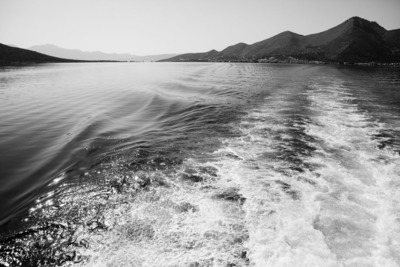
[0,43,79,64]
[384,29,400,59]
[162,17,400,63]
[160,49,219,62]
[29,44,177,62]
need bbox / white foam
[73,76,400,267]
[74,166,249,267]
[211,79,400,266]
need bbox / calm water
[0,63,400,266]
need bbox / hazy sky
[1,0,399,55]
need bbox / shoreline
[159,59,400,68]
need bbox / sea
[0,62,399,267]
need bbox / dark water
[0,63,399,266]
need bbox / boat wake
[1,64,399,267]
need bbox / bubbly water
[0,63,399,266]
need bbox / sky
[1,0,400,56]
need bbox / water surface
[0,63,399,266]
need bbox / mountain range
[2,16,400,65]
[162,17,400,63]
[29,45,177,62]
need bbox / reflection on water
[0,63,399,266]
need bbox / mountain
[29,44,177,62]
[162,17,400,63]
[165,49,219,62]
[0,43,80,64]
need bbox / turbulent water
[0,63,399,267]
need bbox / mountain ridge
[29,44,177,62]
[162,17,400,63]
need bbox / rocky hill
[162,17,400,63]
[0,43,80,64]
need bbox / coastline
[158,58,400,68]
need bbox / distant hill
[0,43,80,64]
[29,44,177,62]
[162,17,400,63]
